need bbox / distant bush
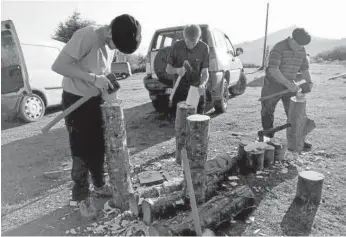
[314,46,346,62]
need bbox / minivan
[1,20,65,123]
[111,62,132,79]
[143,24,247,114]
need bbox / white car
[1,19,65,122]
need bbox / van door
[1,20,31,121]
[224,34,241,84]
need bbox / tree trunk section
[129,177,185,217]
[149,185,256,236]
[101,101,133,212]
[296,171,324,205]
[237,137,254,174]
[269,139,286,162]
[264,144,275,168]
[244,142,267,172]
[185,114,210,204]
[142,190,185,225]
[287,97,316,152]
[175,102,196,165]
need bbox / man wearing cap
[52,14,141,202]
[261,28,313,150]
[166,24,210,117]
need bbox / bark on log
[129,177,185,217]
[149,185,256,236]
[101,101,133,212]
[244,142,267,172]
[269,139,286,162]
[295,171,324,205]
[264,144,275,168]
[237,137,255,174]
[142,190,185,225]
[287,96,316,152]
[175,102,196,165]
[185,114,210,205]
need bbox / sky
[1,0,345,54]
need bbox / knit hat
[111,14,141,54]
[292,28,311,46]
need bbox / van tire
[229,71,247,96]
[18,93,46,122]
[121,73,128,79]
[214,79,229,113]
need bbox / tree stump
[244,142,267,172]
[185,114,210,204]
[269,139,286,162]
[175,102,196,165]
[237,137,254,174]
[296,171,324,205]
[264,144,275,168]
[287,96,316,152]
[101,100,133,212]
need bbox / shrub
[314,46,346,62]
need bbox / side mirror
[236,47,244,56]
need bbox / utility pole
[261,2,269,70]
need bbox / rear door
[224,34,241,84]
[1,20,31,121]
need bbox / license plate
[165,88,173,94]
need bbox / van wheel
[214,79,229,113]
[121,73,128,79]
[230,71,247,96]
[19,94,46,122]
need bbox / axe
[259,80,310,101]
[41,73,120,134]
[168,60,192,107]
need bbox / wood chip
[254,229,261,234]
[256,175,264,179]
[228,176,239,181]
[69,201,78,207]
[230,182,238,187]
[175,199,184,205]
[70,229,77,234]
[249,216,255,222]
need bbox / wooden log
[175,102,196,165]
[244,142,267,172]
[269,139,286,162]
[264,144,275,168]
[142,190,185,225]
[287,96,316,152]
[295,171,324,205]
[185,114,210,205]
[129,177,185,217]
[149,185,256,236]
[101,100,133,212]
[237,137,255,174]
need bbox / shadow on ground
[280,198,319,236]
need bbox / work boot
[94,183,113,197]
[303,142,312,151]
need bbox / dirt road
[2,64,346,235]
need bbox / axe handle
[41,94,93,134]
[169,75,182,106]
[259,80,306,101]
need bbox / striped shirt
[264,37,309,92]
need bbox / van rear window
[151,27,207,51]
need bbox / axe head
[300,82,311,94]
[106,73,121,94]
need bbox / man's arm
[199,45,210,87]
[300,54,313,90]
[51,29,96,83]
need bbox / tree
[52,11,96,43]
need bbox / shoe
[94,183,113,197]
[303,142,312,151]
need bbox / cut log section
[264,144,275,168]
[244,142,267,172]
[269,139,286,162]
[142,190,185,225]
[287,96,316,152]
[129,177,185,217]
[149,185,256,236]
[295,171,324,205]
[175,102,196,165]
[185,114,210,205]
[237,137,255,174]
[101,101,133,212]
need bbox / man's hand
[286,81,299,93]
[198,84,205,96]
[94,75,114,91]
[177,66,186,77]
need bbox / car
[111,62,132,79]
[143,24,247,114]
[1,19,65,123]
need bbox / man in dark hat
[261,27,313,151]
[166,24,210,117]
[52,14,141,202]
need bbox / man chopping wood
[261,28,313,151]
[166,24,210,117]
[51,14,141,202]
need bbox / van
[111,62,132,79]
[1,20,65,123]
[143,24,247,113]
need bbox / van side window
[1,30,24,94]
[224,35,235,56]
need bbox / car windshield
[151,27,208,51]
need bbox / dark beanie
[292,28,311,46]
[111,14,141,54]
